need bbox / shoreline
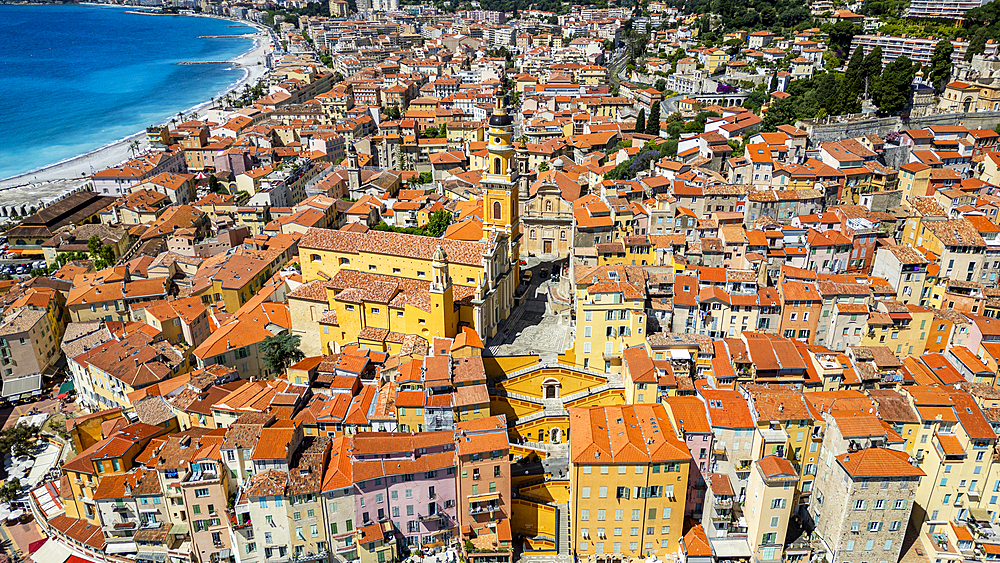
[0,8,273,189]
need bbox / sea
[0,4,257,180]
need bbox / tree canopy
[873,56,919,113]
[260,333,305,374]
[373,210,454,238]
[667,0,811,38]
[645,103,661,136]
[0,423,39,458]
[929,39,954,91]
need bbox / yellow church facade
[289,96,523,354]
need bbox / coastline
[0,9,273,190]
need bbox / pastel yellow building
[572,265,648,373]
[569,405,692,559]
[861,301,934,358]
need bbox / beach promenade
[0,16,274,204]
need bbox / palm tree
[128,139,141,158]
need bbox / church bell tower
[481,94,521,265]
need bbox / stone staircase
[557,503,570,556]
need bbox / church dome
[489,113,513,127]
[432,244,448,262]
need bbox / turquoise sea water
[0,5,256,179]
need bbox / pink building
[350,432,459,547]
[663,396,714,518]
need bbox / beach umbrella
[8,509,23,520]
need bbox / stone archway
[550,427,562,444]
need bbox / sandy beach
[0,14,274,193]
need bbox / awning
[8,248,42,256]
[106,542,139,554]
[31,539,72,563]
[136,552,168,562]
[1,373,42,399]
[468,492,501,502]
[709,538,752,558]
[219,549,232,559]
[169,524,188,535]
[970,508,992,522]
[669,349,691,360]
[58,380,75,395]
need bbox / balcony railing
[470,504,500,515]
[291,550,328,562]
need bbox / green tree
[744,89,768,113]
[873,55,918,113]
[0,478,20,504]
[425,210,453,237]
[645,103,661,136]
[930,39,954,91]
[538,162,550,172]
[966,27,990,61]
[654,78,667,92]
[208,175,226,194]
[88,234,102,257]
[762,96,798,131]
[834,46,866,114]
[666,121,683,139]
[0,423,38,457]
[635,108,646,133]
[859,47,884,98]
[260,333,305,374]
[88,235,115,269]
[662,139,678,157]
[828,20,858,58]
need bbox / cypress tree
[635,108,646,133]
[645,102,661,136]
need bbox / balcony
[715,498,733,510]
[335,542,357,554]
[185,470,219,483]
[470,503,500,515]
[291,550,329,563]
[227,510,252,530]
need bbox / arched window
[494,157,502,175]
[560,230,566,240]
[493,201,503,220]
[545,200,552,212]
[530,229,536,239]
